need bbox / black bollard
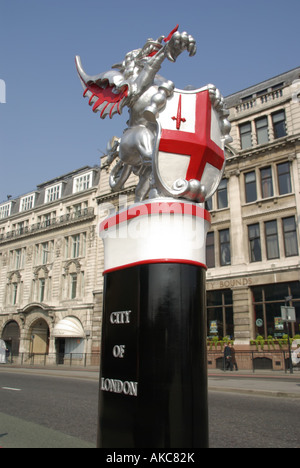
[97,201,210,448]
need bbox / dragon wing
[75,56,129,119]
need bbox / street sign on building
[281,306,296,322]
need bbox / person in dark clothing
[224,342,232,371]
[230,343,238,371]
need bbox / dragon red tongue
[147,24,179,57]
[164,24,179,43]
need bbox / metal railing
[1,350,299,373]
[2,352,101,368]
[0,208,95,243]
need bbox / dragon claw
[165,30,197,61]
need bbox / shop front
[206,276,300,343]
[252,281,300,339]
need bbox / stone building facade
[1,67,300,361]
[0,166,104,363]
[206,67,300,344]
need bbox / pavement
[208,369,300,399]
[0,412,95,448]
[1,365,300,399]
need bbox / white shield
[153,85,227,202]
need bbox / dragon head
[112,25,180,78]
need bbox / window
[42,243,49,264]
[20,194,35,212]
[82,233,86,257]
[67,201,89,217]
[256,116,269,145]
[44,214,51,226]
[219,229,231,266]
[37,212,56,228]
[207,290,233,339]
[63,262,85,300]
[205,198,212,211]
[33,266,50,303]
[239,122,252,149]
[265,220,279,259]
[248,224,262,262]
[39,278,45,302]
[65,237,69,258]
[74,203,87,217]
[252,282,300,338]
[256,89,268,97]
[283,217,298,257]
[260,167,274,198]
[65,233,86,259]
[10,248,25,270]
[0,203,11,219]
[15,250,21,270]
[206,232,215,268]
[45,184,62,203]
[7,272,22,306]
[35,241,54,265]
[64,338,84,359]
[272,110,287,139]
[6,272,22,305]
[217,179,228,209]
[12,283,18,305]
[70,273,77,299]
[72,234,80,258]
[73,172,93,193]
[242,94,253,102]
[15,221,28,235]
[277,162,292,195]
[245,171,257,203]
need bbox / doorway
[29,319,49,355]
[1,321,20,358]
[56,338,65,364]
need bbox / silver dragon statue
[76,25,231,203]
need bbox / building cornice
[226,134,300,163]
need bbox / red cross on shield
[153,86,226,202]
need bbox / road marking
[1,387,21,391]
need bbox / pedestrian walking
[224,342,232,371]
[230,343,238,371]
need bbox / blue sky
[0,0,299,202]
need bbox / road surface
[0,370,299,448]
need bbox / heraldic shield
[153,85,228,203]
